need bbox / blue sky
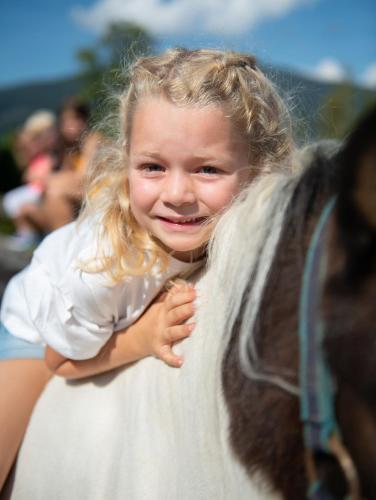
[1,0,375,90]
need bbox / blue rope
[299,197,338,498]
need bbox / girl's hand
[137,282,196,368]
[45,282,196,379]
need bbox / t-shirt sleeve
[25,253,117,360]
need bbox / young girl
[0,48,293,490]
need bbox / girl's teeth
[178,217,202,223]
[159,216,206,224]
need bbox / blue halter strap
[299,197,338,456]
[299,197,361,500]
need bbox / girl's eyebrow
[133,150,234,165]
[134,150,162,159]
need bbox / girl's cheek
[202,179,242,212]
[129,178,152,197]
[140,182,160,196]
[129,179,161,212]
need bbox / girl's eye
[198,166,221,175]
[141,163,164,173]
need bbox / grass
[0,214,15,235]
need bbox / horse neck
[222,159,336,500]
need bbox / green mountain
[0,66,374,141]
[0,76,82,137]
[261,64,376,142]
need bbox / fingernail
[187,322,195,332]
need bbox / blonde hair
[81,48,294,282]
[23,110,56,135]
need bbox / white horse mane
[202,171,300,395]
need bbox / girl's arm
[45,283,196,379]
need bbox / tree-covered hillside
[0,21,375,141]
[0,65,374,142]
[0,77,82,137]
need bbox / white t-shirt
[1,218,197,360]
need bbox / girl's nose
[160,171,196,206]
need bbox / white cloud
[361,63,376,89]
[310,58,348,83]
[71,0,316,36]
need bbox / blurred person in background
[2,111,58,250]
[17,97,101,235]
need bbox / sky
[1,0,375,90]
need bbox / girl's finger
[169,280,193,293]
[167,302,195,325]
[166,289,196,309]
[165,323,195,343]
[157,345,184,368]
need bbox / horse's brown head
[321,107,376,499]
[222,106,376,500]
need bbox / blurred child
[2,111,57,249]
[17,98,101,233]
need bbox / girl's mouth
[157,216,207,227]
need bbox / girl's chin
[153,237,207,262]
[170,248,206,263]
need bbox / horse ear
[337,106,376,230]
[331,107,376,284]
[352,128,376,230]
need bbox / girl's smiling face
[128,98,251,261]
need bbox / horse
[3,107,376,500]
